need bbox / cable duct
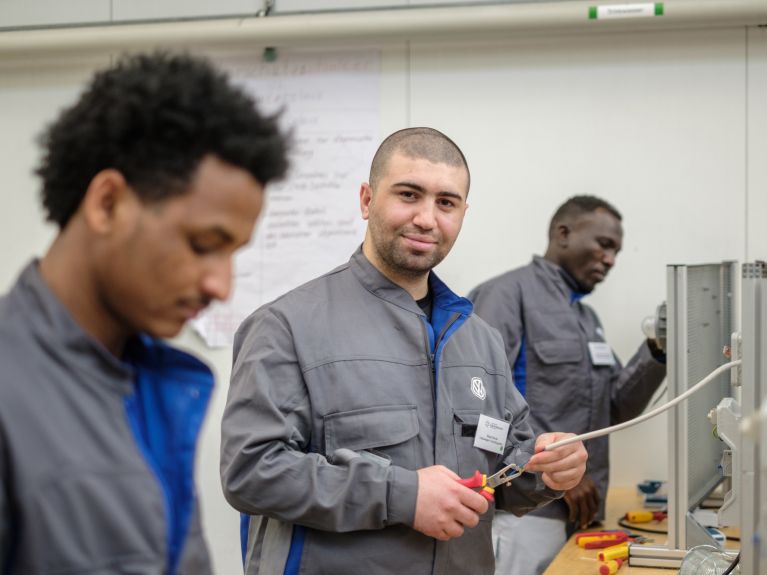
[0,0,765,55]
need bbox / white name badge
[473,414,510,455]
[588,341,616,366]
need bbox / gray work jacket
[220,248,561,575]
[0,263,213,574]
[469,256,667,521]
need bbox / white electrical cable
[544,359,742,451]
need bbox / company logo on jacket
[596,326,605,338]
[470,377,486,400]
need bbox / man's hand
[413,465,489,541]
[563,476,600,529]
[525,432,588,491]
[646,338,666,360]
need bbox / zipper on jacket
[435,314,461,348]
[421,312,462,452]
[421,319,437,409]
[429,352,436,405]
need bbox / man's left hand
[564,476,600,529]
[525,432,588,491]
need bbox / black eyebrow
[436,191,465,202]
[391,180,426,193]
[391,181,465,202]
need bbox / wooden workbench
[543,486,739,574]
[543,487,673,575]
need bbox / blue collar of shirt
[570,290,587,304]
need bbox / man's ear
[554,223,570,248]
[359,182,373,221]
[81,169,130,234]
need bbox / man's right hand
[563,476,600,529]
[413,465,489,541]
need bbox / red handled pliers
[457,463,525,502]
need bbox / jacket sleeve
[490,333,562,516]
[468,282,524,368]
[220,307,418,533]
[609,340,667,424]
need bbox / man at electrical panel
[0,52,289,574]
[220,127,589,575]
[469,195,667,575]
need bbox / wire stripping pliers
[456,463,525,502]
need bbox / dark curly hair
[36,52,290,228]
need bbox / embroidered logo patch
[470,377,486,400]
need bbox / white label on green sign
[598,3,656,19]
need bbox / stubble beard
[370,227,448,279]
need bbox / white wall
[1,23,765,575]
[416,26,752,490]
[748,26,767,261]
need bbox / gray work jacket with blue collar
[0,263,213,574]
[469,256,667,521]
[220,248,561,575]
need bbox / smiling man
[469,196,667,575]
[221,128,588,575]
[0,53,288,574]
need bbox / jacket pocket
[532,339,582,364]
[452,410,499,522]
[30,469,166,574]
[324,404,419,469]
[527,339,588,424]
[452,410,499,477]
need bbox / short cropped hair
[368,127,470,193]
[548,195,622,239]
[37,52,290,228]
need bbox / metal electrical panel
[666,262,737,552]
[632,262,767,571]
[740,262,767,575]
